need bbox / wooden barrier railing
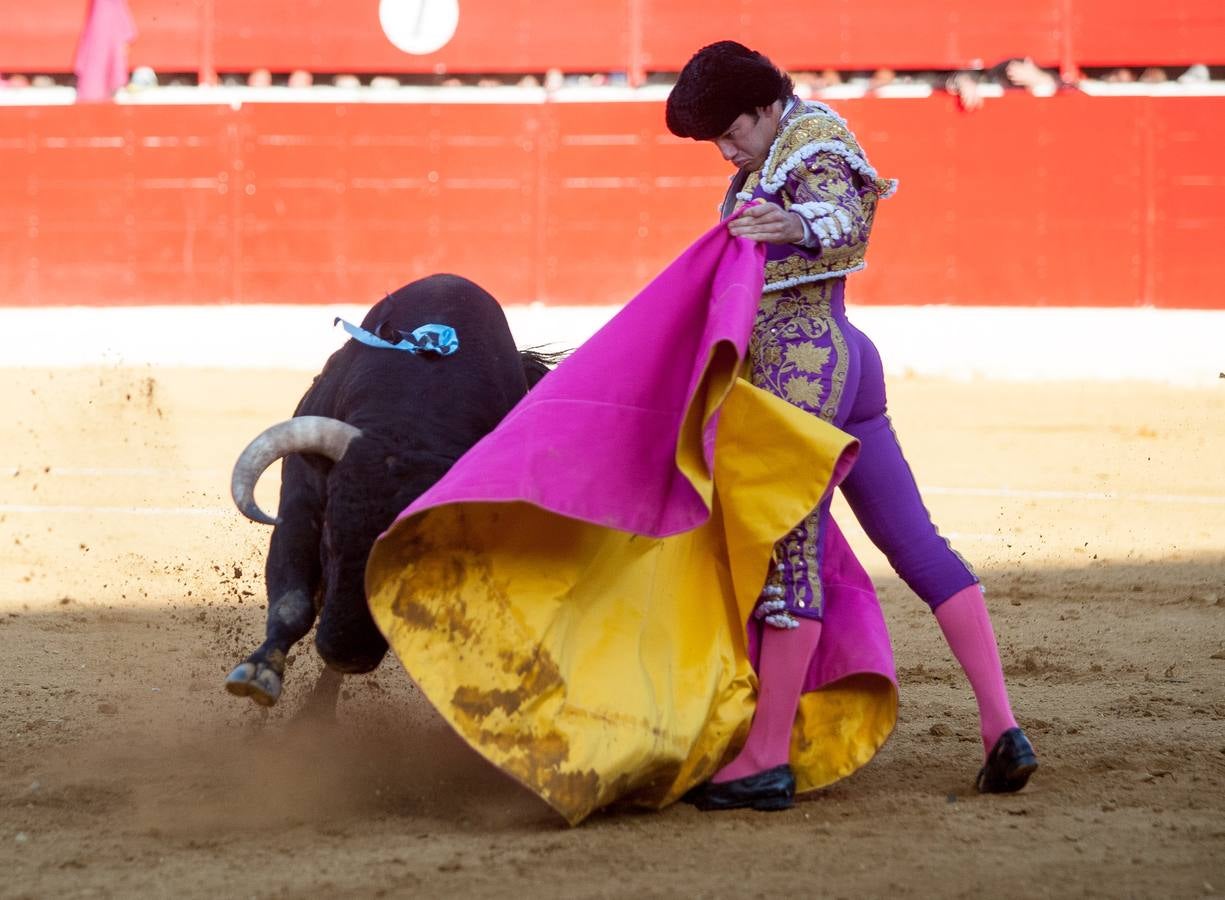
[1,92,1222,309]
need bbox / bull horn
[231,416,363,525]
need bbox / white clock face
[379,0,460,55]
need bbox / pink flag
[73,0,137,103]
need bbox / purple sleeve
[783,151,871,265]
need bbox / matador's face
[711,101,782,172]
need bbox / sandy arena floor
[1,365,1222,898]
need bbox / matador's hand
[727,199,806,245]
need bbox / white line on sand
[924,486,1225,506]
[2,486,1222,518]
[0,504,232,516]
[3,467,227,478]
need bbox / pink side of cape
[393,221,767,538]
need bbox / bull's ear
[373,319,399,343]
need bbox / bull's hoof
[224,661,283,707]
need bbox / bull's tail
[519,347,570,389]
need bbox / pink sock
[712,617,822,783]
[933,584,1019,755]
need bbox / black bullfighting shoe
[682,764,796,812]
[976,727,1039,794]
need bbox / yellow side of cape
[366,378,896,825]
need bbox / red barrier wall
[1070,0,1225,67]
[1,93,1222,309]
[640,0,1067,71]
[3,0,1222,76]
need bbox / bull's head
[230,416,362,524]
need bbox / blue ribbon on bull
[334,318,459,356]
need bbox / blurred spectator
[946,71,985,109]
[1003,58,1058,92]
[818,68,842,88]
[333,74,361,88]
[793,68,843,98]
[1,74,31,89]
[869,67,896,92]
[370,76,400,89]
[73,0,137,102]
[128,65,157,91]
[288,69,313,88]
[947,57,1067,111]
[1101,68,1136,83]
[247,68,272,88]
[517,74,541,88]
[543,68,564,92]
[1139,67,1168,84]
[791,71,819,99]
[1178,64,1209,84]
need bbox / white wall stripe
[941,532,1010,543]
[1,306,1223,384]
[924,486,1225,506]
[2,484,1223,518]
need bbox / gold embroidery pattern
[764,503,825,618]
[797,504,823,615]
[747,279,854,616]
[826,316,849,422]
[735,117,883,286]
[763,249,867,289]
[764,115,894,199]
[748,281,848,423]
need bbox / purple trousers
[749,277,978,620]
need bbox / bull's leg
[225,587,316,706]
[313,567,389,676]
[226,471,323,707]
[314,614,389,676]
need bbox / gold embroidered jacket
[725,100,897,292]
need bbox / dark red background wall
[4,0,1223,76]
[2,93,1221,309]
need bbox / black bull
[225,274,553,706]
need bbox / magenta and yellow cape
[366,223,896,825]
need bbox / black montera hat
[665,41,793,140]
